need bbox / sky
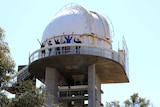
[0,0,160,106]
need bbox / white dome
[42,4,112,42]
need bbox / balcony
[28,40,129,83]
[29,43,126,71]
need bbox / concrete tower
[14,4,129,107]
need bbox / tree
[106,100,120,107]
[0,92,10,107]
[10,79,61,107]
[0,27,15,89]
[10,79,45,107]
[124,93,151,107]
[106,93,152,107]
[0,27,15,107]
[0,27,60,107]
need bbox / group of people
[40,34,82,56]
[40,40,53,57]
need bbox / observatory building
[11,4,129,107]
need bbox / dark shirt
[41,44,45,48]
[55,40,60,44]
[48,41,52,46]
[65,36,72,43]
[74,39,81,43]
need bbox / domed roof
[42,4,113,42]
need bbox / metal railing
[7,43,127,87]
[17,67,31,82]
[58,85,88,99]
[29,43,126,71]
[8,65,29,87]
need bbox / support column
[45,67,58,106]
[96,75,101,107]
[88,64,96,107]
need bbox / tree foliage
[10,79,46,107]
[106,100,120,107]
[0,27,15,89]
[106,93,152,107]
[0,27,61,107]
[124,93,151,107]
[0,92,10,107]
[0,78,60,107]
[10,79,61,107]
[0,27,15,107]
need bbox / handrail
[7,43,127,87]
[29,43,126,71]
[7,65,29,87]
[30,43,109,58]
[58,85,88,91]
[42,33,111,45]
[11,65,28,79]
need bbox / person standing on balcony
[54,37,60,54]
[41,42,45,57]
[63,32,73,52]
[37,38,46,57]
[74,37,82,54]
[64,32,73,43]
[62,40,66,54]
[48,40,52,56]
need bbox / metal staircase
[7,65,33,93]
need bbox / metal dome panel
[42,4,112,42]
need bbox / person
[41,42,45,57]
[74,37,82,53]
[54,38,60,54]
[64,32,73,43]
[62,40,66,54]
[63,32,73,52]
[48,40,52,56]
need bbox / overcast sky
[0,0,160,106]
